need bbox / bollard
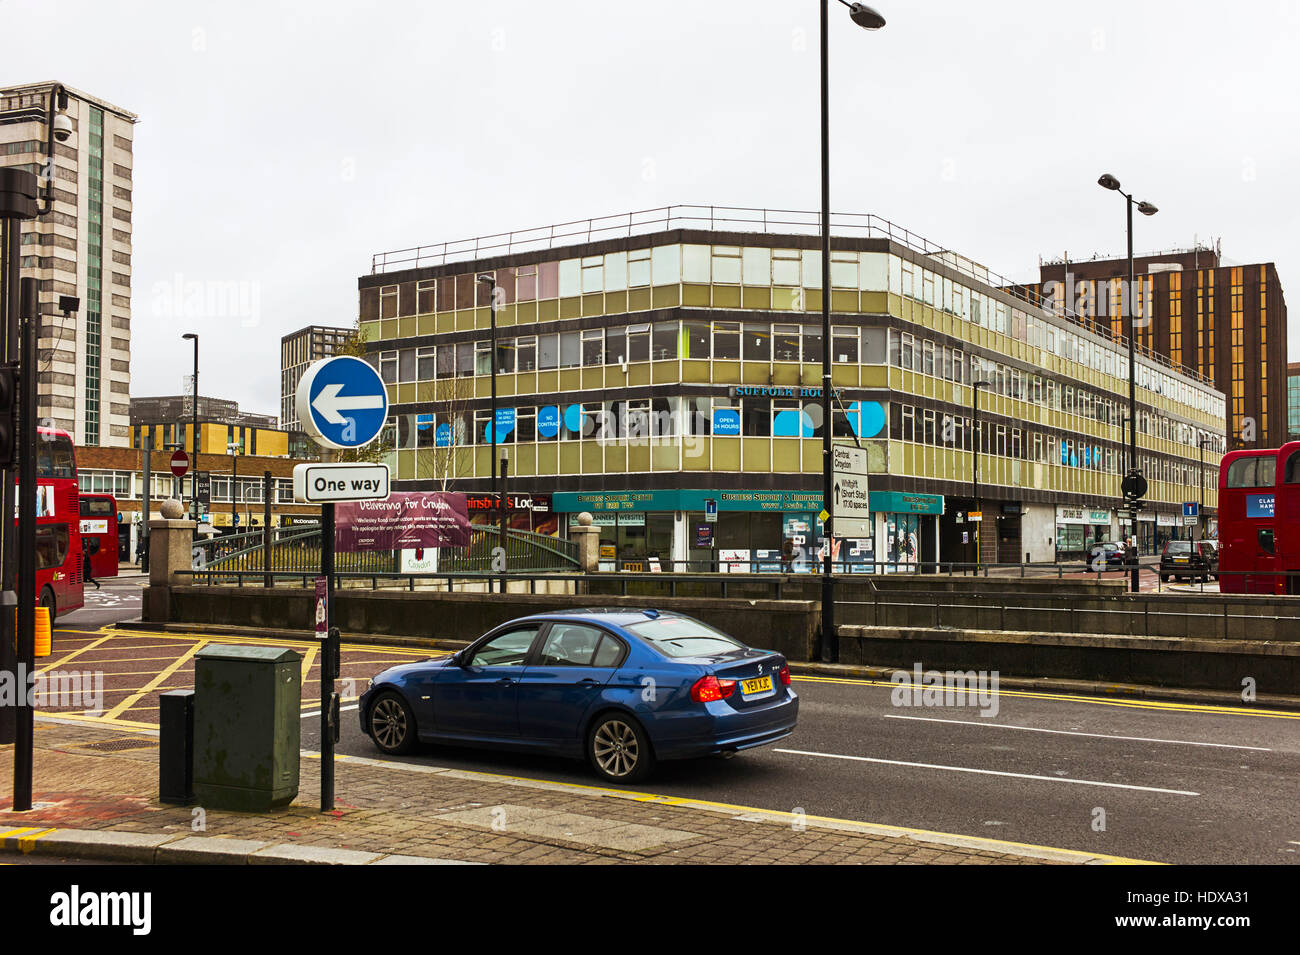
[159,689,195,804]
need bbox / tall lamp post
[228,441,240,530]
[1197,434,1213,542]
[182,333,199,520]
[476,273,502,593]
[971,379,993,568]
[820,1,885,663]
[1097,173,1156,592]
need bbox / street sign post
[704,498,717,523]
[293,356,391,814]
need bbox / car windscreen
[624,616,746,658]
[1166,541,1192,554]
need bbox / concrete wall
[839,625,1300,694]
[161,586,819,662]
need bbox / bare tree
[417,373,475,491]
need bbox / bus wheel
[39,586,56,621]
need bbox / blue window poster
[537,405,560,438]
[713,408,741,435]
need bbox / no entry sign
[170,450,189,477]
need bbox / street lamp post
[1098,173,1157,593]
[183,333,199,520]
[476,273,501,593]
[820,0,885,663]
[228,441,239,530]
[971,380,993,569]
[1198,434,1213,542]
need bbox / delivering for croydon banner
[335,492,471,552]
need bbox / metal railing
[368,203,1216,388]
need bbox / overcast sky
[3,0,1297,416]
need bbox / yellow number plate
[741,675,773,695]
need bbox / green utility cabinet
[193,644,302,811]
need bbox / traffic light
[0,363,16,470]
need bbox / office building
[0,82,136,446]
[129,394,289,459]
[280,324,352,456]
[1036,247,1287,450]
[356,206,1228,568]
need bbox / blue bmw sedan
[359,608,799,782]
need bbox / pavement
[0,718,1142,866]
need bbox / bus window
[36,524,69,570]
[1285,451,1300,484]
[1259,529,1275,554]
[80,497,114,516]
[1226,456,1274,488]
[37,434,76,479]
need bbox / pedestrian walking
[83,548,100,590]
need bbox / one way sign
[295,355,389,450]
[293,463,390,503]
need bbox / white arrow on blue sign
[295,356,390,450]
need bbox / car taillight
[779,663,791,685]
[691,674,736,703]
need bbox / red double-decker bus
[1218,446,1280,594]
[78,493,120,580]
[24,428,86,619]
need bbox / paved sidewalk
[0,720,1139,865]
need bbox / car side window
[537,624,604,667]
[592,635,626,668]
[469,627,539,667]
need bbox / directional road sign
[295,356,389,450]
[293,463,390,503]
[832,443,870,520]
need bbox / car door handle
[496,677,515,686]
[576,678,601,688]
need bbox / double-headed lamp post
[971,380,993,566]
[820,0,885,663]
[1097,173,1157,592]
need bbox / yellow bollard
[10,606,52,656]
[34,606,51,657]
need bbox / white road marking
[883,714,1272,751]
[774,748,1200,796]
[300,703,360,720]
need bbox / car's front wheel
[368,691,416,755]
[587,713,654,783]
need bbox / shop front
[554,487,944,573]
[466,492,557,534]
[871,491,943,572]
[1055,506,1114,562]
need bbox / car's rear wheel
[587,713,654,783]
[368,691,416,755]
